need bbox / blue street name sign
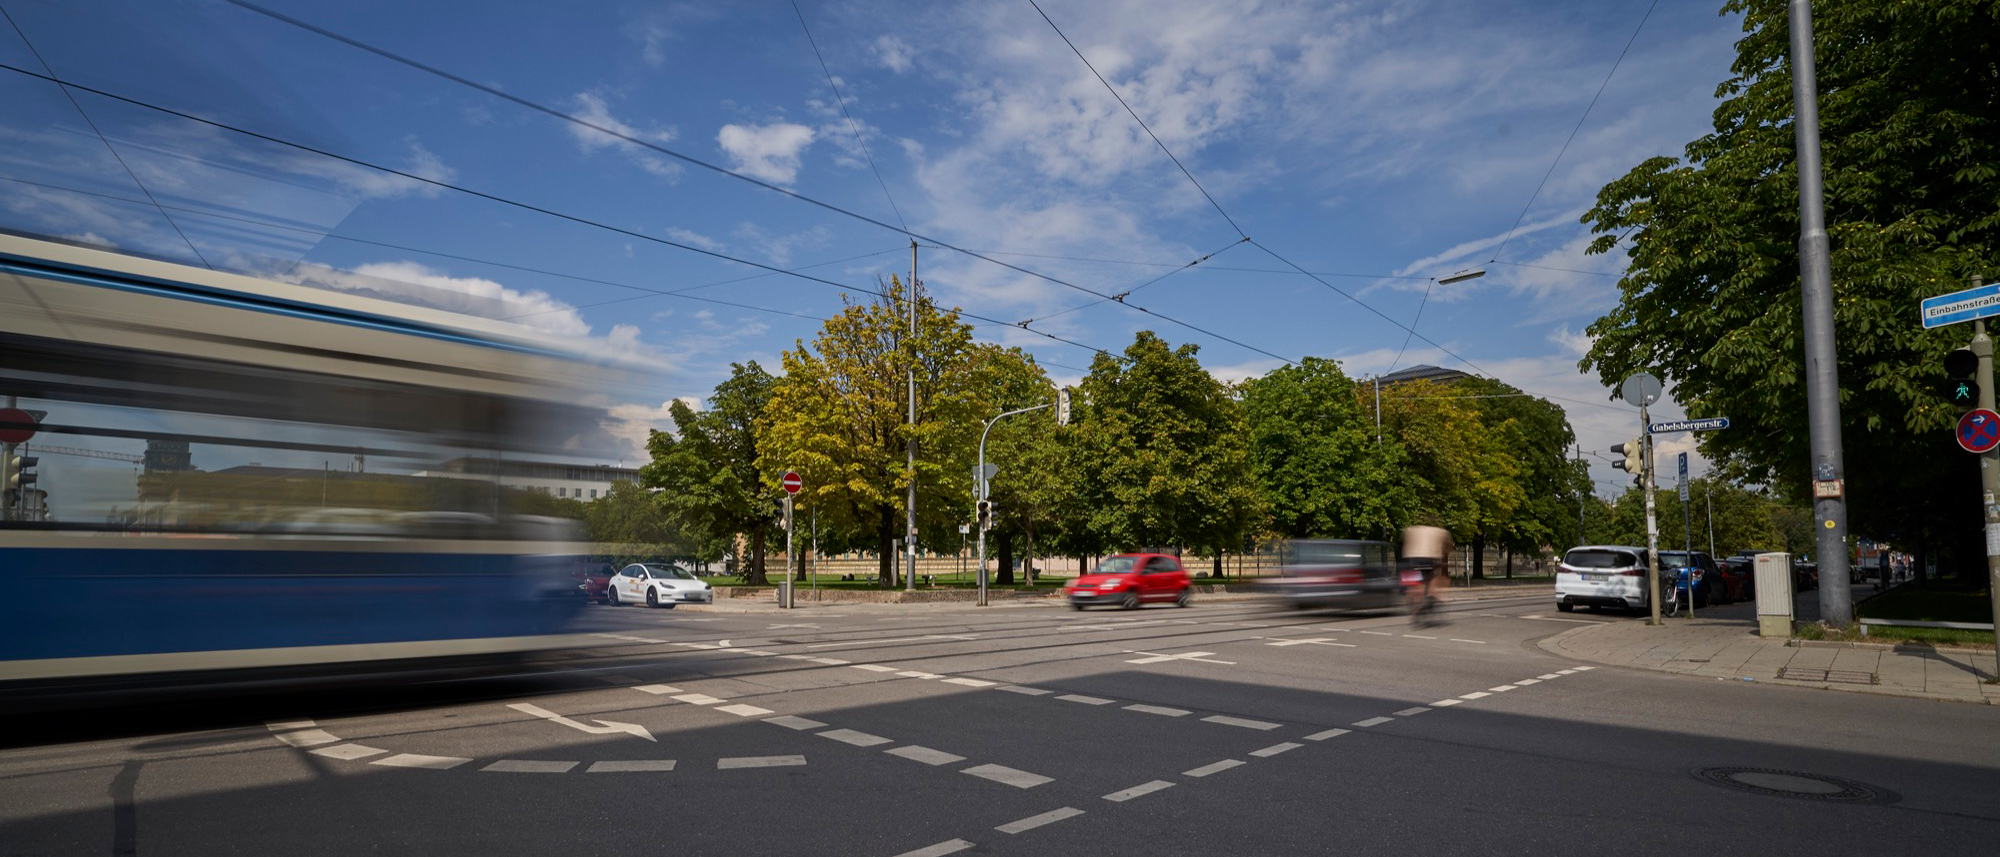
[1920,283,2000,329]
[1648,417,1730,434]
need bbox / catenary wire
[0,64,1122,360]
[1025,0,1245,239]
[214,0,1291,365]
[790,0,907,234]
[1,7,212,270]
[0,173,869,324]
[1487,0,1659,264]
[1026,237,1248,324]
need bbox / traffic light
[2,454,36,513]
[1610,439,1645,485]
[1944,347,1979,411]
[1056,388,1071,427]
[975,499,992,529]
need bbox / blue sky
[0,0,1747,497]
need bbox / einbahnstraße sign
[1920,282,2000,329]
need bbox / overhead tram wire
[791,0,907,234]
[1486,0,1658,265]
[1027,237,1247,325]
[0,173,867,324]
[1384,277,1435,377]
[2,8,211,270]
[215,1,1290,366]
[1025,0,1244,240]
[1247,239,1489,377]
[962,248,1428,280]
[0,65,1119,361]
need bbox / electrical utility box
[1754,552,1794,638]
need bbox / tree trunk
[1212,550,1224,580]
[876,505,896,587]
[746,530,770,586]
[996,529,1015,585]
[1505,545,1513,579]
[1471,537,1486,580]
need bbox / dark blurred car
[1272,539,1405,612]
[1716,556,1755,601]
[1658,550,1725,607]
[573,561,618,604]
[1065,553,1191,610]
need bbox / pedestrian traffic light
[1944,347,1979,411]
[1611,439,1644,485]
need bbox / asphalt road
[3,593,1997,856]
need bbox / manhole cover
[1694,767,1889,803]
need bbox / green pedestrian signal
[1949,379,1979,409]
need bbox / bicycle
[1660,568,1690,617]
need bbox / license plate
[1581,573,1606,582]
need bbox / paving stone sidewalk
[1538,611,2000,705]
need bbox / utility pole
[1576,442,1586,542]
[1643,406,1662,626]
[1788,0,1853,624]
[1705,482,1716,557]
[1972,276,2000,663]
[905,241,919,592]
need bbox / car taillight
[1617,569,1644,577]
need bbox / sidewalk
[1538,599,2000,706]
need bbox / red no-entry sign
[0,408,38,444]
[1957,408,2000,453]
[780,471,803,494]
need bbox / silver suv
[1556,546,1651,613]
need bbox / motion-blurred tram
[0,232,624,699]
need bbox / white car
[609,563,713,608]
[1555,545,1651,613]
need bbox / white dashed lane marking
[719,755,806,769]
[963,764,1053,789]
[716,704,774,718]
[1103,780,1175,802]
[1056,694,1115,705]
[996,686,1054,696]
[482,760,577,773]
[1202,715,1281,731]
[1393,707,1430,716]
[634,685,680,695]
[1431,699,1463,708]
[851,664,901,673]
[1250,742,1302,758]
[1460,691,1491,700]
[765,715,827,731]
[1184,759,1245,777]
[886,745,966,766]
[310,744,385,760]
[273,729,341,748]
[819,729,893,747]
[673,693,727,705]
[588,760,677,772]
[1124,704,1191,717]
[891,839,973,857]
[371,753,471,770]
[1352,717,1394,728]
[995,807,1085,834]
[1303,728,1350,741]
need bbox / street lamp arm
[974,400,1053,608]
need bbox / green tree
[584,480,678,565]
[1578,0,1999,564]
[1376,378,1524,571]
[1059,331,1262,571]
[976,346,1060,585]
[1239,357,1417,541]
[1453,377,1580,568]
[643,362,779,585]
[758,278,1006,585]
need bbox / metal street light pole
[906,243,919,592]
[976,402,1051,606]
[1788,0,1853,625]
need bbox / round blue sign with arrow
[1957,408,2000,453]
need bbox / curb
[1787,639,1995,655]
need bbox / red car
[572,561,617,604]
[1065,553,1192,610]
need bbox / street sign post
[1920,283,2000,329]
[1957,408,2000,454]
[1648,417,1730,434]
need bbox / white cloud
[663,226,724,253]
[568,91,682,180]
[875,35,915,73]
[717,122,816,184]
[732,222,832,266]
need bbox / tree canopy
[1579,0,1998,558]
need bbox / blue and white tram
[0,233,624,693]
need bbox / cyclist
[1400,524,1453,626]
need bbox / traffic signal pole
[1641,405,1663,626]
[976,402,1053,607]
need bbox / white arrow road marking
[508,703,656,742]
[1122,650,1236,665]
